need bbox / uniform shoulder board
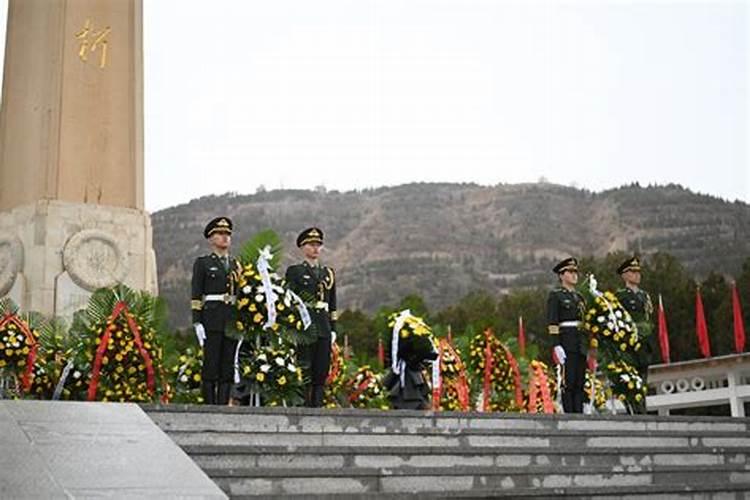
[324,267,335,289]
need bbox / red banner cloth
[377,337,385,367]
[657,295,671,364]
[503,346,524,408]
[695,289,711,358]
[732,284,746,353]
[518,316,526,358]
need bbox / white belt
[203,294,236,304]
[559,321,581,328]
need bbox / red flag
[518,316,526,358]
[657,294,671,364]
[695,288,711,358]
[732,283,746,353]
[377,337,385,367]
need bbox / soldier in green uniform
[615,256,654,389]
[547,257,588,413]
[285,227,337,408]
[190,217,240,405]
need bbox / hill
[152,183,750,328]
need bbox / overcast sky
[0,1,747,211]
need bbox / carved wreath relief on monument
[63,229,128,291]
[0,235,22,297]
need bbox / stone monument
[0,0,157,319]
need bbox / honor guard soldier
[547,257,588,413]
[285,227,337,407]
[191,217,240,405]
[615,256,654,388]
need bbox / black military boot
[217,382,231,406]
[310,385,325,407]
[202,381,217,405]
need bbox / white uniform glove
[330,331,337,346]
[193,323,206,348]
[553,345,566,365]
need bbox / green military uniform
[285,227,337,407]
[547,257,588,413]
[191,217,240,405]
[615,256,654,394]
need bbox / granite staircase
[144,405,750,499]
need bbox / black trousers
[303,333,332,407]
[562,352,586,413]
[201,331,237,405]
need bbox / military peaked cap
[553,257,578,274]
[617,256,641,274]
[204,217,233,238]
[297,227,324,247]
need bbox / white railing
[647,352,750,417]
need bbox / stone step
[207,464,750,496]
[166,429,750,450]
[229,482,750,499]
[142,406,750,498]
[145,405,750,435]
[184,445,748,470]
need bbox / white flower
[615,310,622,318]
[287,364,296,372]
[260,364,271,373]
[73,370,81,379]
[275,357,285,366]
[255,294,264,302]
[621,374,631,382]
[180,375,188,383]
[242,285,252,294]
[597,316,605,323]
[257,353,267,362]
[607,322,615,330]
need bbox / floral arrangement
[603,359,646,410]
[237,343,305,406]
[0,299,40,396]
[234,231,311,346]
[584,291,641,360]
[26,320,76,400]
[584,370,608,410]
[323,341,347,408]
[235,259,305,335]
[433,339,470,411]
[467,330,516,411]
[66,286,167,402]
[524,360,557,414]
[387,310,437,368]
[345,365,389,410]
[169,347,204,404]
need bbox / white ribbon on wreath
[391,309,412,388]
[256,246,278,330]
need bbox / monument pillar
[0,0,156,318]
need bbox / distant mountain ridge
[152,182,750,328]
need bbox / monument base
[0,200,157,319]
